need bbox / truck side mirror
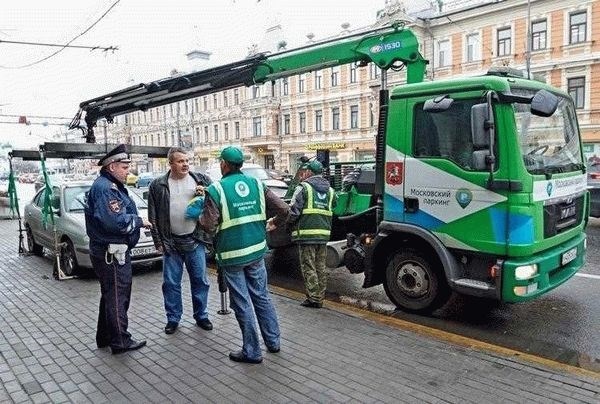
[472,150,490,171]
[471,103,490,148]
[530,89,559,117]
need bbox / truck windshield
[513,88,583,175]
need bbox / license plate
[561,247,577,266]
[131,246,157,257]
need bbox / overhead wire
[0,0,121,69]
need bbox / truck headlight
[515,264,538,280]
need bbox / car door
[25,189,50,247]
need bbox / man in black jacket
[148,147,213,335]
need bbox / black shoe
[196,318,213,331]
[164,322,178,335]
[96,341,109,349]
[111,340,147,355]
[267,345,280,353]
[300,299,322,308]
[229,351,262,364]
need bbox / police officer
[199,146,289,364]
[288,160,336,308]
[84,144,152,354]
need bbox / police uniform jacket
[147,171,212,252]
[84,170,143,257]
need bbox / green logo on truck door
[455,189,473,209]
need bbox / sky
[0,0,431,149]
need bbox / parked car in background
[266,168,293,185]
[126,173,138,186]
[136,172,155,188]
[588,162,600,218]
[24,180,161,275]
[204,163,288,198]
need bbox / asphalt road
[267,218,600,373]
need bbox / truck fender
[362,221,460,288]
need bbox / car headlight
[515,264,538,280]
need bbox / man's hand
[266,217,277,232]
[142,218,153,229]
[156,245,164,254]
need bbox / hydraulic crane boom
[71,22,426,142]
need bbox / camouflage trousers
[298,244,328,303]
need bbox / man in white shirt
[148,147,213,335]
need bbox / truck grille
[543,195,584,238]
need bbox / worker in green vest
[288,160,336,308]
[199,146,289,364]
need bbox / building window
[369,104,375,127]
[531,19,547,51]
[170,104,174,117]
[570,11,587,44]
[298,76,305,93]
[253,117,262,136]
[223,92,229,107]
[331,67,340,87]
[466,33,480,62]
[282,78,289,96]
[332,107,340,130]
[315,110,322,132]
[437,39,450,67]
[234,89,240,105]
[314,71,322,90]
[568,77,585,109]
[213,94,218,109]
[282,114,290,135]
[350,105,358,129]
[214,124,219,142]
[195,127,200,144]
[184,100,189,115]
[204,126,209,143]
[349,64,357,83]
[497,27,511,57]
[223,123,229,141]
[299,112,306,133]
[235,121,240,139]
[252,85,260,98]
[369,63,380,79]
[203,97,208,111]
[194,99,199,113]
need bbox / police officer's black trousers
[91,254,133,349]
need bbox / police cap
[98,144,131,167]
[220,146,244,165]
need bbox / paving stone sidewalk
[0,219,599,403]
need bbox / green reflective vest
[206,172,267,266]
[292,182,334,243]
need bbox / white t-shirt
[168,174,197,235]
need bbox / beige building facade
[111,0,600,173]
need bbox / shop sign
[306,142,346,150]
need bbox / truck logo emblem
[455,189,472,209]
[386,162,403,185]
[546,182,553,196]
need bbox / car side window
[32,190,44,207]
[52,187,61,210]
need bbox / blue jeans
[222,258,280,360]
[162,244,210,324]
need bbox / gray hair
[167,147,189,163]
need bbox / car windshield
[242,167,270,180]
[64,184,148,212]
[513,88,583,175]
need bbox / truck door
[400,95,508,253]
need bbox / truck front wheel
[383,249,450,314]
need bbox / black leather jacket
[147,171,212,252]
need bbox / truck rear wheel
[383,249,450,314]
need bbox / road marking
[575,273,600,280]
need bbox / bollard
[216,267,231,315]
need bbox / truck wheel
[383,249,450,314]
[26,226,44,256]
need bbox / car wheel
[26,225,44,256]
[59,239,79,276]
[383,249,450,314]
